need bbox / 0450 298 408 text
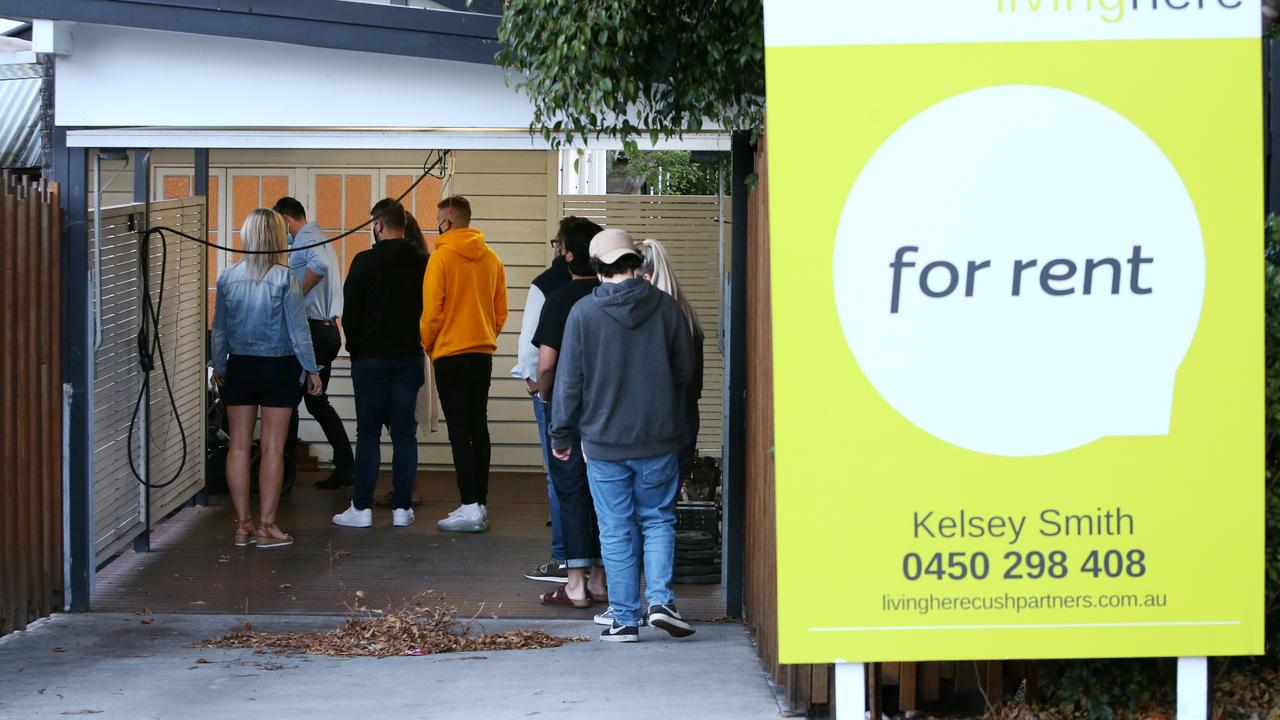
[900,549,1147,581]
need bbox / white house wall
[54,23,537,128]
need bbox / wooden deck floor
[94,471,727,620]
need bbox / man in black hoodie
[550,228,696,643]
[332,199,427,530]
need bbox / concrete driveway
[0,613,784,720]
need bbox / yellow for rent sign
[764,0,1265,663]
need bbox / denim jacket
[210,262,319,376]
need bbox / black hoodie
[549,278,695,461]
[342,238,427,359]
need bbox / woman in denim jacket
[211,208,322,548]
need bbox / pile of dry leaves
[981,667,1279,720]
[203,603,585,658]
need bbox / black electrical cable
[126,150,449,489]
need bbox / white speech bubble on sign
[833,85,1205,457]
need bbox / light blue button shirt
[288,221,344,321]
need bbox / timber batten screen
[558,194,727,456]
[89,197,206,565]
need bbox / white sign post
[835,661,865,720]
[1177,657,1208,720]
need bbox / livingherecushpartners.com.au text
[883,591,1169,616]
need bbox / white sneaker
[480,504,488,521]
[332,502,372,528]
[392,508,415,527]
[594,606,648,627]
[436,503,488,533]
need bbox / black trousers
[287,321,355,473]
[434,353,493,506]
[549,434,600,567]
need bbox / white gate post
[835,661,866,720]
[1176,657,1208,720]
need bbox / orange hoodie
[420,226,509,361]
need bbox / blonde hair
[241,208,288,280]
[638,239,702,340]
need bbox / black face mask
[437,220,451,235]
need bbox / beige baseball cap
[589,228,640,264]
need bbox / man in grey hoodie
[550,228,697,643]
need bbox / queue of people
[209,197,701,643]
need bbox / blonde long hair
[638,238,702,340]
[241,208,288,280]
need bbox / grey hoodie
[550,278,695,461]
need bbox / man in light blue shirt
[274,197,355,489]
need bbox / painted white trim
[67,128,730,151]
[810,621,1240,632]
[32,19,72,56]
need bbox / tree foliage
[614,151,723,196]
[494,0,764,152]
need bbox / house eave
[0,0,501,64]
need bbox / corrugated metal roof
[0,73,40,169]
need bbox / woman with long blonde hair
[638,239,704,467]
[211,208,323,548]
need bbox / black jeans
[287,321,355,472]
[434,353,493,506]
[549,435,600,568]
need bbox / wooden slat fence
[558,194,727,455]
[0,171,62,635]
[89,198,206,564]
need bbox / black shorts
[221,355,303,408]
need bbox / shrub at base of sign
[1262,218,1280,661]
[1003,224,1280,720]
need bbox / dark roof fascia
[0,0,501,64]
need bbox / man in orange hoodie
[421,195,508,532]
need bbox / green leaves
[494,0,764,149]
[1265,217,1280,655]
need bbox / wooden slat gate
[0,172,63,635]
[557,194,727,455]
[89,198,206,566]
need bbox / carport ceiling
[0,0,501,64]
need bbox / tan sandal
[255,521,294,549]
[234,519,257,547]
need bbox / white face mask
[370,222,379,244]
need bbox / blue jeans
[587,451,680,627]
[533,397,565,563]
[351,356,424,511]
